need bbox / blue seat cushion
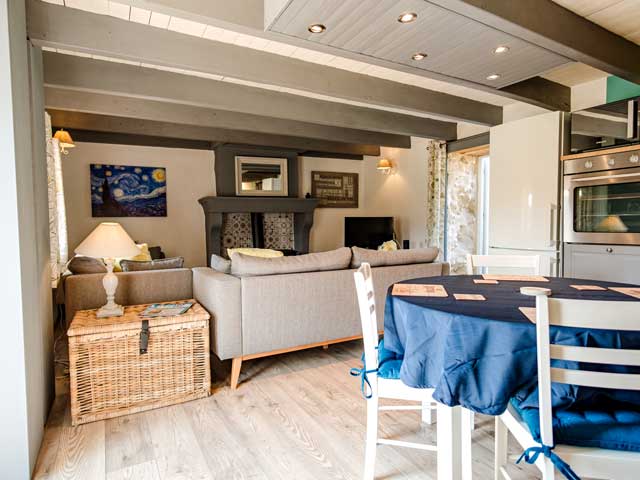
[511,397,640,452]
[377,339,403,379]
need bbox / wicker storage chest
[68,300,210,426]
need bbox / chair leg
[494,417,508,480]
[541,457,555,480]
[364,396,378,480]
[230,357,242,390]
[421,399,436,424]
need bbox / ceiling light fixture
[494,45,510,54]
[411,52,427,61]
[486,73,501,81]
[308,23,326,34]
[397,12,417,23]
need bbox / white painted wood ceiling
[552,0,640,45]
[267,0,572,89]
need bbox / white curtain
[46,112,68,285]
[425,140,447,257]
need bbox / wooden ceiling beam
[47,109,382,156]
[42,52,457,140]
[27,0,500,127]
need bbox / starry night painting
[91,164,167,217]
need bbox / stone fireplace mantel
[199,196,319,264]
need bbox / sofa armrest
[192,267,242,360]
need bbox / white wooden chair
[353,263,438,480]
[495,295,640,480]
[466,253,541,275]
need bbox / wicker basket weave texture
[68,301,210,426]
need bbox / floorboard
[33,340,539,479]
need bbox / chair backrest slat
[535,295,640,447]
[550,368,640,391]
[548,298,640,330]
[354,263,379,371]
[550,344,640,366]
[465,254,541,275]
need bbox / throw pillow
[210,254,232,274]
[227,247,284,259]
[113,243,153,272]
[350,246,439,268]
[120,256,185,272]
[231,247,352,277]
[67,255,107,274]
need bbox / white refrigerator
[488,111,564,276]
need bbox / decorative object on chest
[74,222,141,318]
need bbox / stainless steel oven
[564,149,640,245]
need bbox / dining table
[383,274,640,480]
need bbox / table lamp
[75,222,140,318]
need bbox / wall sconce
[376,158,393,175]
[53,129,75,155]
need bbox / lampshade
[377,158,393,173]
[53,129,75,149]
[75,222,140,259]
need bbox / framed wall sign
[311,171,359,208]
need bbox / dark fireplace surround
[199,145,319,266]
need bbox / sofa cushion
[351,246,439,268]
[231,247,352,277]
[67,256,107,274]
[210,254,232,274]
[227,247,283,259]
[120,256,184,272]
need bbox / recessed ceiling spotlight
[486,73,501,81]
[308,23,326,34]
[398,12,417,23]
[494,45,510,54]
[411,52,428,61]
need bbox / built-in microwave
[570,98,639,154]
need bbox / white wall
[300,137,430,252]
[1,1,52,476]
[571,77,607,111]
[63,142,215,267]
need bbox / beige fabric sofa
[193,253,449,389]
[64,268,194,324]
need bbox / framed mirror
[235,156,288,196]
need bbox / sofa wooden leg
[230,357,242,390]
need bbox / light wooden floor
[34,341,538,480]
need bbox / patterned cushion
[351,246,439,268]
[120,256,184,272]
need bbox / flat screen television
[344,217,394,250]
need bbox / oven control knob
[608,158,616,166]
[606,248,613,253]
[584,160,593,169]
[631,154,639,164]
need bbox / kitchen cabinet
[564,243,640,284]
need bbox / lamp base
[97,303,124,318]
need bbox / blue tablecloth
[383,275,640,416]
